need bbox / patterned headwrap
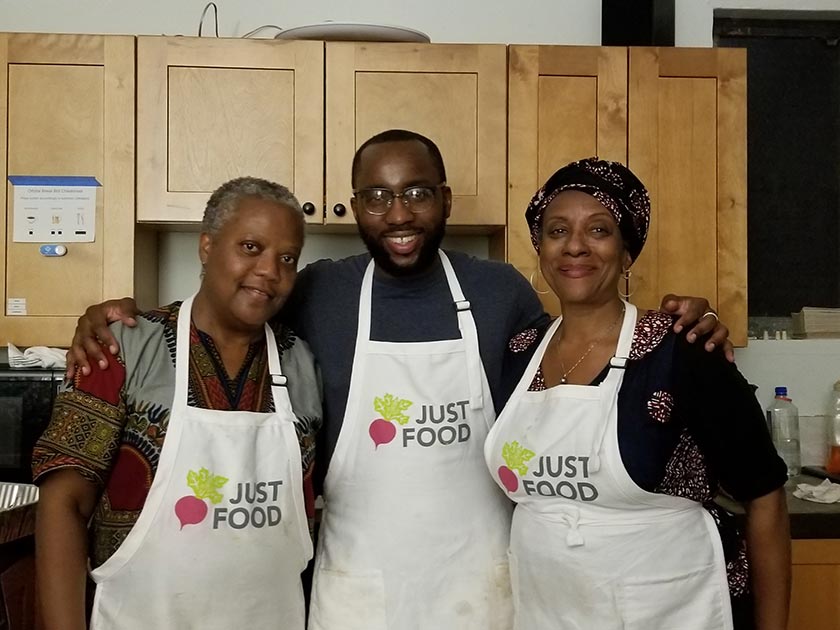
[524,157,651,263]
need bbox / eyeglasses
[352,184,445,216]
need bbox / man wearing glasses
[67,129,728,629]
[296,129,540,629]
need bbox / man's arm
[66,263,316,377]
[659,294,734,362]
[66,298,140,378]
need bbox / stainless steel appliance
[0,366,62,483]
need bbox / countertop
[0,502,36,546]
[716,474,840,539]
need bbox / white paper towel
[793,478,840,504]
[7,342,66,369]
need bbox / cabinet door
[0,33,135,347]
[326,42,506,227]
[508,45,627,315]
[629,47,747,345]
[137,37,324,224]
[789,539,840,630]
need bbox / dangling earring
[529,267,550,295]
[619,268,635,299]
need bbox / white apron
[89,295,312,630]
[484,303,733,630]
[308,251,513,630]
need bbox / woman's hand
[66,297,141,379]
[659,294,734,362]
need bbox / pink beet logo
[175,467,229,530]
[369,394,413,449]
[498,441,535,493]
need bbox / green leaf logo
[373,393,414,426]
[501,441,535,476]
[186,467,229,505]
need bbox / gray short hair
[202,177,304,236]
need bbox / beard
[358,220,446,277]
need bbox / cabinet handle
[333,203,346,217]
[302,202,316,216]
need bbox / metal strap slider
[609,357,628,369]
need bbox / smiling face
[539,190,631,307]
[351,140,451,276]
[198,196,304,333]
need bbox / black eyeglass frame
[352,183,448,216]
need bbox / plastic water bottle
[766,387,801,477]
[826,381,840,475]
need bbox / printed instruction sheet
[8,175,100,243]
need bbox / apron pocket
[309,568,388,630]
[618,566,731,630]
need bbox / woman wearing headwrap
[485,158,790,629]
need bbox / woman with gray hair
[485,159,790,629]
[34,177,321,630]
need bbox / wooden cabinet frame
[136,37,324,223]
[508,45,747,344]
[0,33,135,346]
[508,45,627,313]
[630,47,747,345]
[790,539,840,630]
[326,42,508,227]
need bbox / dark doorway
[715,11,840,318]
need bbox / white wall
[5,0,840,438]
[6,0,838,45]
[0,0,601,45]
[734,340,840,465]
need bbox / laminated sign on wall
[8,176,100,243]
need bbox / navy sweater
[281,250,549,488]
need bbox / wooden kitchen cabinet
[137,39,506,230]
[789,539,840,630]
[0,33,139,347]
[508,45,747,345]
[136,37,324,224]
[508,45,628,315]
[629,47,747,346]
[326,42,508,227]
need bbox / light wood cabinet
[789,539,840,630]
[629,48,747,346]
[508,45,628,315]
[136,37,324,224]
[136,39,507,229]
[508,45,747,345]
[326,42,507,227]
[0,33,138,347]
[2,35,748,346]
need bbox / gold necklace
[556,305,626,384]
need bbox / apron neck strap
[438,251,485,411]
[356,252,486,411]
[589,301,636,472]
[174,295,287,408]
